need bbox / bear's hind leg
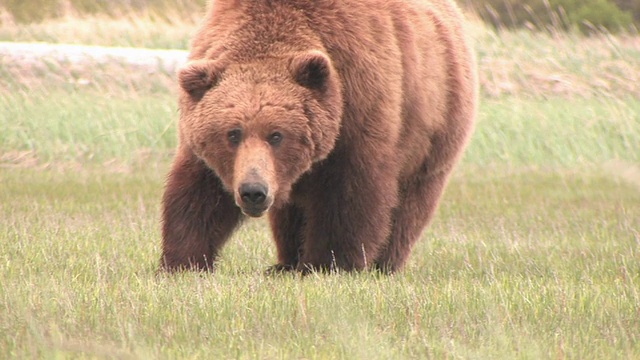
[267,204,306,273]
[374,167,450,273]
[161,146,242,272]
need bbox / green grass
[1,15,640,359]
[0,89,177,164]
[1,168,638,358]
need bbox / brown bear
[161,0,477,273]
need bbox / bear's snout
[233,140,278,217]
[237,179,273,217]
[240,182,268,206]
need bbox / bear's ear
[289,51,333,90]
[178,60,222,100]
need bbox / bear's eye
[227,129,242,146]
[268,132,283,146]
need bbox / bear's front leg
[297,156,398,272]
[161,145,242,272]
[267,204,306,273]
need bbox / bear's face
[177,51,343,217]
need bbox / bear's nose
[239,183,268,206]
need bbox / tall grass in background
[0,2,200,48]
[462,0,639,33]
[1,0,207,23]
[0,15,196,48]
[2,0,640,33]
[1,89,638,169]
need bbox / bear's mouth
[241,206,269,218]
[236,195,274,218]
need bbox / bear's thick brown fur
[161,0,477,273]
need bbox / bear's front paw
[264,263,296,276]
[296,262,335,275]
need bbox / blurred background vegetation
[465,0,638,34]
[0,0,207,23]
[0,0,638,34]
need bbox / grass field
[1,14,640,359]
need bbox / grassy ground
[1,162,638,358]
[1,15,639,359]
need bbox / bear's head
[177,51,343,217]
